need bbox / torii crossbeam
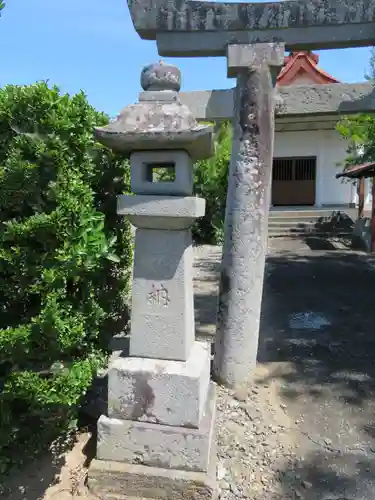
[128,0,375,54]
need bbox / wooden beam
[358,177,365,219]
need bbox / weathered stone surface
[129,228,195,361]
[141,62,181,92]
[97,383,216,472]
[139,90,178,102]
[94,106,214,160]
[214,46,275,388]
[94,61,214,160]
[179,82,375,121]
[117,195,205,230]
[128,0,375,35]
[156,25,375,56]
[128,0,375,53]
[226,42,284,78]
[87,458,217,500]
[107,340,211,428]
[130,150,193,196]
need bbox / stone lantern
[87,62,217,500]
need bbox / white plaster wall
[352,177,373,209]
[274,128,360,206]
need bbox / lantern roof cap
[94,61,214,160]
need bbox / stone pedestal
[87,62,216,500]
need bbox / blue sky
[1,0,373,117]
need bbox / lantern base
[87,456,217,499]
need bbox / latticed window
[272,157,317,206]
[272,157,316,182]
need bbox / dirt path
[2,238,375,499]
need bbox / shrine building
[271,51,370,209]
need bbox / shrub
[192,122,231,244]
[0,81,132,472]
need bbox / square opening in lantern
[130,150,193,196]
[146,163,176,183]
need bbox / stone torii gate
[127,0,375,389]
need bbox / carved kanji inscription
[147,284,170,307]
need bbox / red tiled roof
[277,51,340,86]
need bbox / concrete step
[268,232,353,238]
[268,220,328,227]
[268,216,337,224]
[268,209,355,237]
[268,222,353,231]
[268,231,353,238]
[268,224,353,232]
[269,208,353,219]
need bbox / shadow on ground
[257,239,375,499]
[259,246,375,406]
[278,449,375,500]
[0,428,96,500]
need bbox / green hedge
[0,82,132,472]
[192,122,231,244]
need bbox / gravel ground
[195,243,305,500]
[216,370,297,500]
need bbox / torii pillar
[214,44,284,388]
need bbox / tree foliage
[336,48,375,167]
[0,81,132,471]
[193,122,232,244]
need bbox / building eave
[336,162,375,179]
